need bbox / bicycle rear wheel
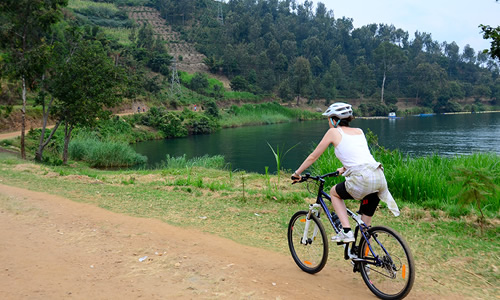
[358,226,415,300]
[287,211,328,274]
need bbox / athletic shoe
[331,231,355,243]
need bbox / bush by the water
[137,106,220,137]
[69,136,146,168]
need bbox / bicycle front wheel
[358,226,415,300]
[287,211,328,274]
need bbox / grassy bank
[220,102,320,127]
[312,146,500,217]
[0,152,498,299]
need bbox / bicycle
[288,171,415,300]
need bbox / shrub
[230,75,248,91]
[189,72,210,93]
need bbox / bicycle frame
[302,173,395,269]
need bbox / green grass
[101,27,133,46]
[68,0,118,11]
[223,90,262,101]
[164,154,226,169]
[69,136,147,167]
[220,102,321,127]
[178,71,263,102]
[0,152,498,299]
[312,147,500,217]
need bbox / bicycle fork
[300,204,322,245]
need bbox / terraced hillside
[126,6,230,88]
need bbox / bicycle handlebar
[291,171,340,184]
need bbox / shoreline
[1,110,499,141]
[357,110,500,119]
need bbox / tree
[292,57,312,105]
[374,42,407,104]
[50,40,124,164]
[480,24,500,61]
[203,56,223,73]
[0,0,68,159]
[230,75,248,91]
[352,60,376,98]
[189,72,209,93]
[450,164,499,233]
[411,63,447,106]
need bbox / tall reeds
[312,146,499,216]
[69,136,147,167]
[165,154,226,169]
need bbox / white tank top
[334,127,377,168]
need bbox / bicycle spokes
[288,211,329,274]
[359,226,415,299]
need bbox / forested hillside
[2,0,500,133]
[154,0,500,113]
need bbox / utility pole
[170,58,182,96]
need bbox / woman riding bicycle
[292,102,400,243]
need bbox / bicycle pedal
[351,261,360,273]
[336,241,354,245]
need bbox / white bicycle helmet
[322,102,353,119]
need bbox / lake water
[131,112,500,173]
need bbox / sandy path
[0,184,456,299]
[0,131,25,140]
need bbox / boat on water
[388,112,396,118]
[418,113,435,117]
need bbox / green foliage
[138,106,220,137]
[480,24,500,61]
[165,154,226,170]
[68,136,147,167]
[179,71,226,98]
[0,105,13,118]
[223,91,261,101]
[267,141,299,190]
[203,99,220,119]
[70,0,133,28]
[312,144,500,216]
[358,102,392,117]
[450,163,499,230]
[203,56,223,73]
[189,72,210,92]
[183,112,219,135]
[220,102,320,127]
[50,37,124,129]
[230,76,249,92]
[140,107,187,138]
[162,0,500,104]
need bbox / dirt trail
[0,184,459,299]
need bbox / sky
[318,0,500,54]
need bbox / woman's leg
[330,185,350,228]
[361,214,372,226]
[359,193,379,227]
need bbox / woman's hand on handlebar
[291,172,301,184]
[337,166,346,175]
